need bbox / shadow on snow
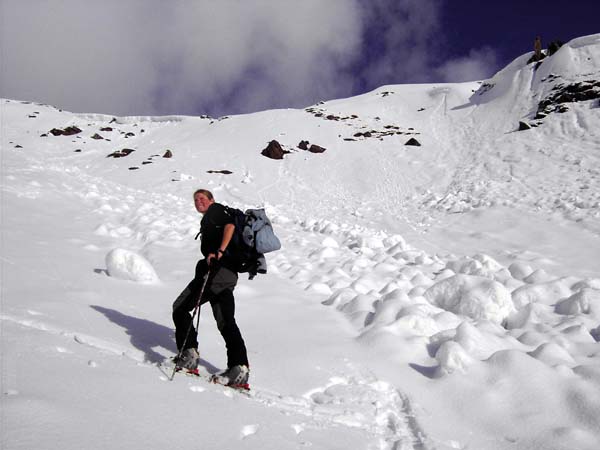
[90,305,219,373]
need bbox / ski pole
[170,268,211,381]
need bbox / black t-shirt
[200,203,234,257]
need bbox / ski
[165,362,252,392]
[175,366,201,377]
[209,374,251,391]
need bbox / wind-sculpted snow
[273,216,600,377]
[424,275,515,324]
[105,248,160,283]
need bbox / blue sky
[1,0,598,118]
[440,0,599,64]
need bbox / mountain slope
[2,34,600,450]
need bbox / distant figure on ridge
[534,36,543,62]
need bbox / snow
[2,34,600,450]
[105,248,160,283]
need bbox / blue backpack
[224,207,281,279]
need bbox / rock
[536,79,600,119]
[405,138,421,146]
[518,121,531,131]
[62,126,82,136]
[49,126,82,136]
[308,144,326,153]
[91,133,104,140]
[261,140,288,160]
[107,148,135,158]
[298,140,310,150]
[163,149,173,158]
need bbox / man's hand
[207,251,223,267]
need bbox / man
[172,189,249,388]
[534,36,543,62]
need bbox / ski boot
[211,365,250,390]
[174,348,199,375]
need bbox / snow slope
[2,34,600,450]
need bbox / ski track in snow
[2,311,428,450]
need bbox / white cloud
[1,0,363,116]
[1,0,497,116]
[1,0,162,115]
[155,1,365,115]
[435,47,500,82]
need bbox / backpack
[224,207,281,279]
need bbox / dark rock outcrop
[308,144,326,153]
[49,126,82,136]
[518,121,531,131]
[62,126,82,136]
[298,140,310,150]
[261,140,288,160]
[163,150,173,158]
[107,148,135,158]
[536,79,600,119]
[405,138,421,146]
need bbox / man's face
[194,193,213,214]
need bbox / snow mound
[435,341,475,375]
[105,248,160,283]
[446,254,505,278]
[511,279,573,308]
[424,274,515,324]
[555,288,600,316]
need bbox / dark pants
[172,260,248,368]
